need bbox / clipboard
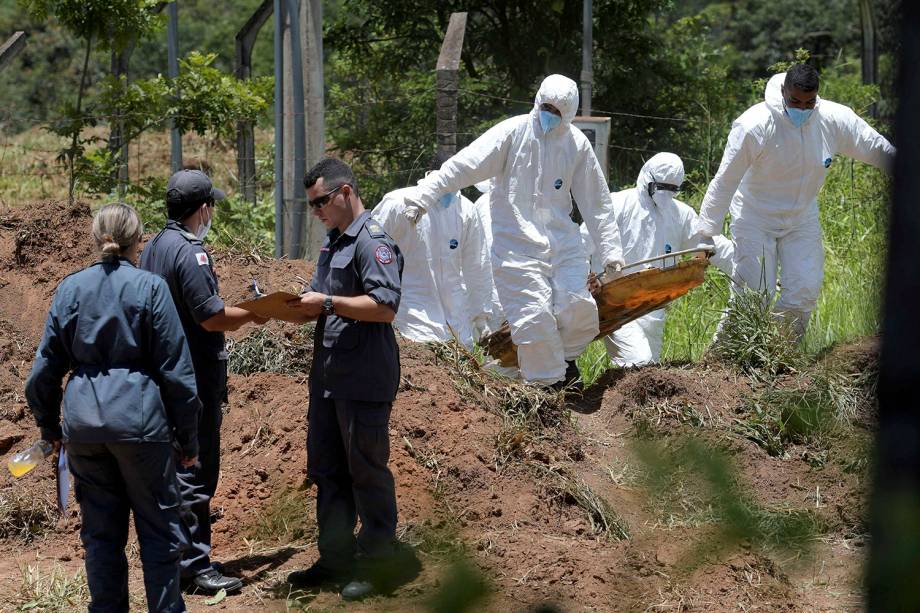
[235,291,304,322]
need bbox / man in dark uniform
[285,158,404,601]
[141,170,267,594]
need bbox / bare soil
[0,202,873,612]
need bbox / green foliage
[171,52,274,139]
[661,265,731,363]
[708,286,805,378]
[736,365,873,456]
[19,0,166,51]
[325,0,742,197]
[636,436,823,561]
[96,51,273,143]
[53,51,273,198]
[705,0,861,78]
[209,194,275,253]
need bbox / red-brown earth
[0,202,874,612]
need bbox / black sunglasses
[648,181,681,197]
[309,183,349,209]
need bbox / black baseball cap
[165,169,226,220]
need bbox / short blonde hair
[92,203,144,258]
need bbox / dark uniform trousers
[177,358,227,577]
[68,442,189,613]
[307,211,403,573]
[307,392,397,571]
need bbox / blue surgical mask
[539,110,562,134]
[785,106,813,128]
[439,192,458,208]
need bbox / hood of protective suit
[765,72,822,126]
[533,74,579,126]
[636,152,684,205]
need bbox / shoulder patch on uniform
[374,244,393,265]
[195,252,209,266]
[367,221,386,238]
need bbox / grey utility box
[572,116,611,179]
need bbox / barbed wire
[0,86,698,127]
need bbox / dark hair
[304,158,358,195]
[784,64,819,92]
[428,150,452,172]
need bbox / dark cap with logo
[165,169,226,220]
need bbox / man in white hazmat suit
[581,152,733,366]
[404,74,625,386]
[693,64,895,339]
[372,153,494,347]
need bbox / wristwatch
[322,295,334,315]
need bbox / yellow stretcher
[479,249,712,368]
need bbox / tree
[324,0,740,201]
[19,0,167,201]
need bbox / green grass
[735,364,875,457]
[709,286,805,378]
[659,159,888,365]
[576,339,611,387]
[635,436,824,562]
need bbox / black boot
[190,568,243,593]
[287,561,350,589]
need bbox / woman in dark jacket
[25,203,201,613]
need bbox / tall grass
[659,159,888,363]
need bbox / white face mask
[196,204,212,241]
[651,190,674,207]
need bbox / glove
[403,200,427,225]
[603,259,625,281]
[689,231,716,255]
[472,314,490,340]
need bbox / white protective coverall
[581,153,734,366]
[372,187,493,347]
[694,73,895,338]
[410,74,624,384]
[472,181,505,334]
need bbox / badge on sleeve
[195,252,209,266]
[374,244,393,264]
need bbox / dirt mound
[0,201,873,611]
[819,336,879,374]
[2,200,94,271]
[210,248,315,309]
